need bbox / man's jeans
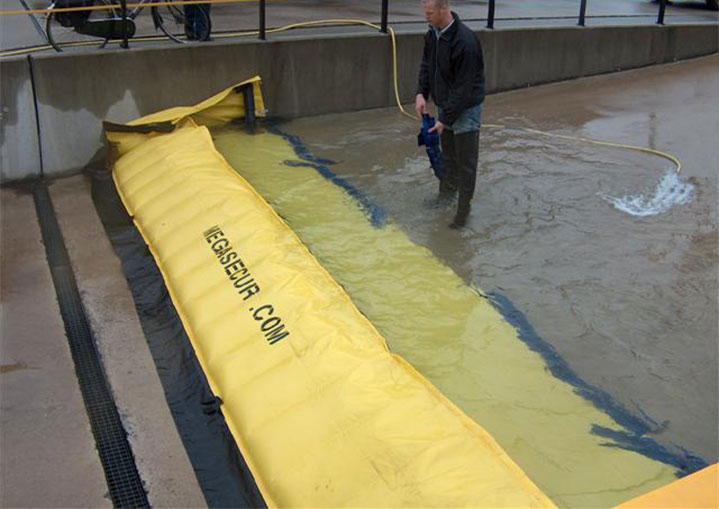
[438,103,482,209]
[439,103,483,134]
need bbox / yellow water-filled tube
[105,79,553,507]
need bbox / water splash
[599,171,694,217]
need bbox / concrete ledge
[0,23,716,181]
[0,187,110,508]
[49,175,207,508]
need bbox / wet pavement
[2,0,717,54]
[266,54,719,464]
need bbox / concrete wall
[1,57,41,181]
[1,23,716,182]
[482,25,719,92]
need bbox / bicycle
[45,0,211,52]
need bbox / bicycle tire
[151,2,210,43]
[45,0,114,52]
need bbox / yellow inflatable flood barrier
[106,78,553,507]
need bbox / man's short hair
[422,0,450,9]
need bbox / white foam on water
[599,171,694,217]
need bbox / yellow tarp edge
[615,463,719,509]
[106,83,556,507]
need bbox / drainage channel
[32,180,149,508]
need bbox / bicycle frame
[121,0,151,20]
[46,0,208,51]
[69,1,137,39]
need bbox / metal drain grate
[33,182,149,508]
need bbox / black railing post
[120,0,129,48]
[657,0,667,24]
[487,0,495,29]
[259,0,266,40]
[381,0,388,33]
[578,0,587,26]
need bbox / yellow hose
[0,45,55,57]
[520,127,681,172]
[0,15,682,173]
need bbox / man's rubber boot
[450,130,480,229]
[438,129,458,202]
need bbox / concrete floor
[0,186,110,508]
[2,0,717,53]
[0,176,206,508]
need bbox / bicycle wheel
[46,0,115,52]
[152,2,210,43]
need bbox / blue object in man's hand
[417,114,447,180]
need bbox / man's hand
[415,94,427,117]
[429,120,445,135]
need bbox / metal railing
[120,0,129,48]
[252,0,679,39]
[578,0,587,26]
[657,0,668,24]
[0,0,699,56]
[480,0,674,30]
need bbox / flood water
[266,56,719,463]
[209,55,717,505]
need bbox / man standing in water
[416,0,485,228]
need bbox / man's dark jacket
[417,12,485,126]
